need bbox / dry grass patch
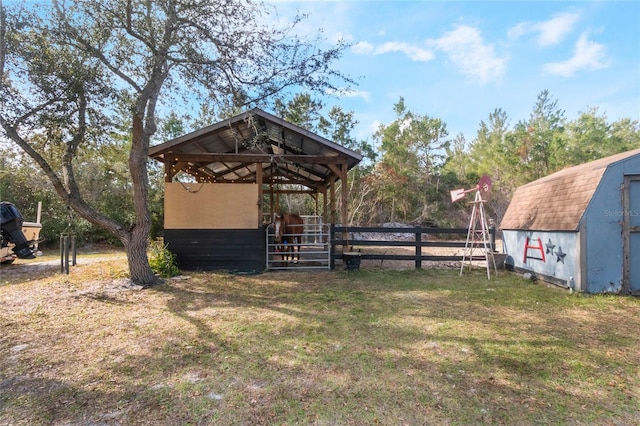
[1,250,639,425]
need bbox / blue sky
[270,1,640,143]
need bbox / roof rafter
[149,108,362,188]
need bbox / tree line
[267,90,640,228]
[4,88,638,243]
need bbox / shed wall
[627,177,640,294]
[502,230,580,288]
[582,159,640,293]
[164,182,259,229]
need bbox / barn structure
[148,108,362,272]
[500,148,640,295]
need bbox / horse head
[273,213,283,243]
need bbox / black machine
[0,201,37,260]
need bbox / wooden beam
[270,189,316,195]
[208,161,249,179]
[174,161,190,171]
[327,163,342,177]
[269,169,323,189]
[167,153,347,165]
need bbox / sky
[268,0,640,143]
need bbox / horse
[273,213,304,265]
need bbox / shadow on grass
[0,262,61,285]
[140,269,640,425]
[2,267,638,425]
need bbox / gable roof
[500,148,640,231]
[148,108,362,188]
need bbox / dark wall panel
[164,228,266,272]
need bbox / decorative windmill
[450,175,497,279]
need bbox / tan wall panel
[165,183,259,229]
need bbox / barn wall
[502,230,580,288]
[164,182,259,229]
[164,228,266,272]
[581,158,640,293]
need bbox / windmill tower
[450,175,497,279]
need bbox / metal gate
[266,215,331,270]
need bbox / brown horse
[274,213,304,264]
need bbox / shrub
[148,239,180,278]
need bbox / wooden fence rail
[330,225,497,270]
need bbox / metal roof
[500,148,640,231]
[148,108,363,189]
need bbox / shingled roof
[500,148,640,231]
[148,108,362,187]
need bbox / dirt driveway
[0,247,127,285]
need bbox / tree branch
[52,0,143,94]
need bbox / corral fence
[330,225,497,270]
[266,215,331,271]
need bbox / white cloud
[543,32,610,77]
[430,25,507,84]
[352,41,434,62]
[378,42,435,62]
[352,41,375,55]
[333,88,371,102]
[508,11,581,46]
[353,25,505,84]
[348,90,371,102]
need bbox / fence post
[64,235,70,274]
[59,234,65,273]
[60,233,70,274]
[329,224,335,270]
[71,235,77,266]
[60,233,76,274]
[415,227,422,269]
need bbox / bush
[148,239,180,278]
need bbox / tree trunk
[127,110,161,287]
[124,226,158,287]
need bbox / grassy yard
[1,253,639,425]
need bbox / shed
[148,108,362,272]
[500,148,640,294]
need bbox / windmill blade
[450,188,466,203]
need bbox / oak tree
[0,0,351,286]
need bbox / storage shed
[148,108,362,272]
[500,148,640,294]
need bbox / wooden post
[275,181,280,214]
[329,177,336,224]
[415,227,422,269]
[256,162,263,226]
[164,157,176,182]
[340,162,349,227]
[321,185,328,224]
[329,224,335,270]
[314,192,319,216]
[269,178,274,222]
